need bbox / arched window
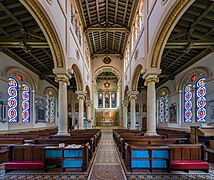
[158,87,170,123]
[45,87,57,123]
[184,75,206,123]
[8,75,31,123]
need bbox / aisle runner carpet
[88,130,126,180]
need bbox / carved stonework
[144,77,159,86]
[55,77,70,85]
[46,0,54,5]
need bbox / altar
[101,120,114,127]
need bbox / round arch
[2,66,37,91]
[85,85,91,100]
[93,66,121,81]
[131,64,143,91]
[176,67,209,92]
[21,0,66,69]
[148,1,193,69]
[72,64,83,91]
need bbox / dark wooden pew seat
[170,160,209,172]
[5,160,44,172]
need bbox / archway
[131,64,143,91]
[72,64,83,91]
[21,0,66,69]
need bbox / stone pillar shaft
[122,101,128,128]
[57,80,69,135]
[78,94,85,129]
[144,77,159,136]
[129,93,137,129]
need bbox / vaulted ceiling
[0,0,58,86]
[158,0,214,86]
[76,0,139,57]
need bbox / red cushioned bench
[170,160,209,173]
[5,160,44,172]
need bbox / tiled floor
[88,130,127,180]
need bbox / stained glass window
[45,88,56,123]
[8,77,18,123]
[105,91,110,108]
[22,84,30,122]
[50,96,55,123]
[183,74,206,123]
[98,92,103,108]
[196,78,206,123]
[8,75,31,123]
[184,84,193,123]
[111,92,117,108]
[158,89,169,123]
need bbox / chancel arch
[93,67,121,127]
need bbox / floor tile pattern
[88,130,127,180]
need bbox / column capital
[86,100,93,107]
[144,76,159,86]
[76,91,85,100]
[53,68,71,85]
[128,91,138,100]
[122,100,129,107]
[55,76,70,85]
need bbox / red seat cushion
[5,160,44,169]
[170,160,209,169]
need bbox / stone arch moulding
[93,66,121,81]
[20,0,65,69]
[72,64,83,91]
[131,64,143,91]
[176,67,209,92]
[2,66,37,91]
[149,0,193,69]
[85,85,91,101]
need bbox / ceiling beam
[190,3,214,32]
[173,48,212,75]
[114,0,118,23]
[112,32,115,50]
[118,32,123,52]
[164,52,187,71]
[92,32,97,52]
[0,2,23,27]
[99,32,102,50]
[85,0,92,25]
[106,0,108,24]
[123,0,129,25]
[96,0,100,23]
[75,0,87,29]
[86,26,129,33]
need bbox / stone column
[55,76,70,136]
[109,92,112,108]
[32,90,36,124]
[129,91,138,129]
[144,76,159,136]
[86,100,92,120]
[77,92,85,129]
[122,100,129,128]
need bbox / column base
[55,132,70,136]
[145,131,159,136]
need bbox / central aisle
[88,130,126,180]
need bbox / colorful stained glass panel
[22,84,30,122]
[184,84,192,123]
[8,78,18,123]
[196,78,206,122]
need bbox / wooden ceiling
[158,0,214,86]
[0,0,57,86]
[76,0,139,57]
